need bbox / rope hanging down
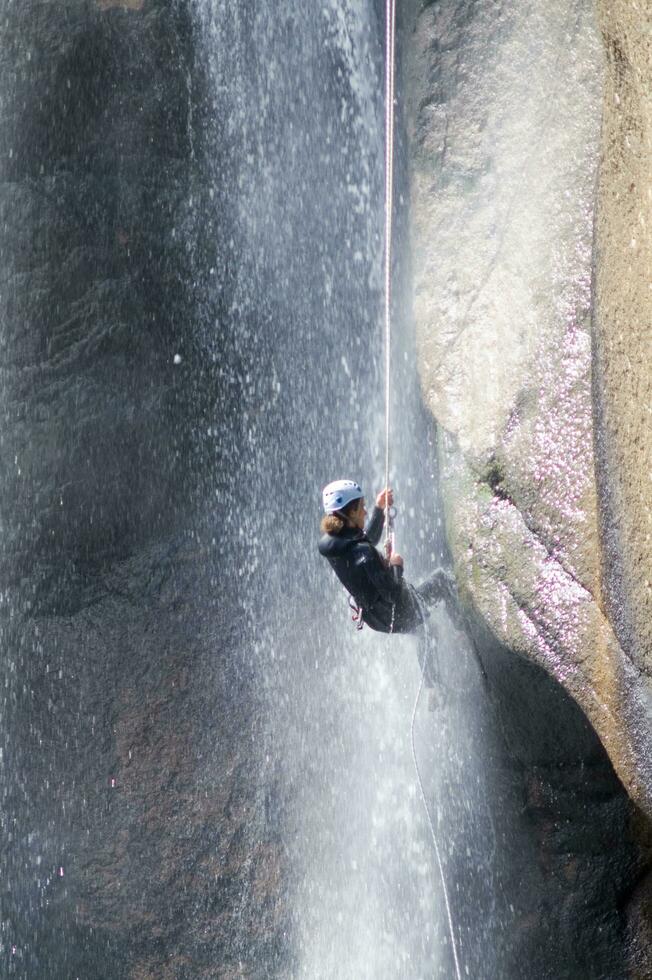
[410,616,463,980]
[382,7,463,979]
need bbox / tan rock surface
[594,0,652,678]
[407,0,652,814]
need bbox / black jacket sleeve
[364,506,384,546]
[355,544,403,604]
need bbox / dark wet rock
[424,605,651,979]
[0,2,289,976]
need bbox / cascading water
[1,0,467,972]
[194,1,461,975]
[0,0,641,977]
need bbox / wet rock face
[0,0,386,973]
[0,3,288,976]
[0,0,208,586]
[405,0,652,818]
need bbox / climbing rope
[383,0,396,549]
[382,5,463,972]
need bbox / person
[318,479,459,636]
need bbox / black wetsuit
[318,506,455,634]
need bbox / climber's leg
[414,568,464,630]
[415,567,455,605]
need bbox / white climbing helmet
[322,479,363,514]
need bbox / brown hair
[320,497,361,536]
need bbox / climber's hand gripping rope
[384,505,397,562]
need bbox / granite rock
[406,0,652,818]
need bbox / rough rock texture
[593,0,652,719]
[406,0,652,820]
[593,3,652,973]
[0,3,289,976]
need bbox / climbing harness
[382,3,463,976]
[348,593,364,631]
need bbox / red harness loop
[348,594,364,631]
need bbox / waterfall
[194,1,457,975]
[0,0,640,977]
[1,0,461,972]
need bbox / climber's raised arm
[364,487,394,545]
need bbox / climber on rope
[318,479,460,636]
